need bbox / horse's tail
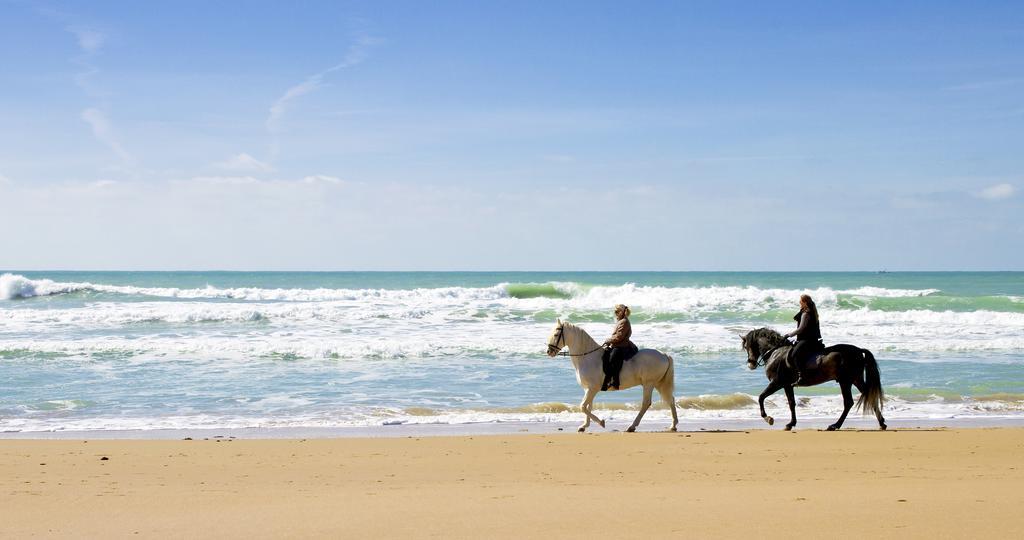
[659,354,675,397]
[856,349,884,416]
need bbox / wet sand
[3,428,1022,538]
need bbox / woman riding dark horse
[785,294,823,385]
[602,304,638,391]
[740,326,886,431]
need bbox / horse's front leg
[828,381,855,431]
[758,379,785,426]
[577,387,604,432]
[784,385,797,431]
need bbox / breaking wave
[0,274,963,315]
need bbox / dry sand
[3,428,1023,538]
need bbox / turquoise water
[1,271,1022,432]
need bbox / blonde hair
[614,304,631,318]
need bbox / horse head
[547,319,565,357]
[741,327,787,370]
[740,330,760,369]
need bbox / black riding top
[793,310,822,342]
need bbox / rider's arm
[785,312,809,339]
[604,319,631,346]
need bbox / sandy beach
[3,428,1022,538]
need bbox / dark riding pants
[602,344,637,390]
[788,339,824,373]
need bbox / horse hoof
[827,424,839,431]
[598,419,606,429]
[784,425,793,431]
[764,416,774,426]
[668,427,677,432]
[880,424,887,431]
[577,427,586,433]
[626,426,636,433]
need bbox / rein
[756,341,789,366]
[557,345,605,357]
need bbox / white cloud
[266,34,380,134]
[976,183,1015,201]
[301,175,344,185]
[215,153,274,172]
[0,172,9,185]
[81,108,132,163]
[186,176,261,186]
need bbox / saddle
[798,344,843,370]
[602,344,639,364]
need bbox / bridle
[548,325,605,357]
[547,325,565,356]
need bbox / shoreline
[5,415,1024,440]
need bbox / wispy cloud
[81,108,132,163]
[181,174,345,187]
[52,18,129,165]
[266,33,381,158]
[65,25,106,96]
[975,183,1016,201]
[214,153,274,172]
[68,26,105,53]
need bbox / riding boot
[607,347,623,390]
[789,341,807,386]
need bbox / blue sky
[1,1,1021,270]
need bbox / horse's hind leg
[627,385,654,433]
[656,384,678,432]
[578,388,604,432]
[853,378,887,430]
[828,381,855,431]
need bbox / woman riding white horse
[601,304,638,391]
[547,319,678,432]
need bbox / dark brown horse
[740,328,886,431]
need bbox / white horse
[546,320,678,432]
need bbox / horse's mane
[748,327,787,348]
[560,321,600,350]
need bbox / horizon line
[3,269,1022,274]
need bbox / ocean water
[1,271,1022,433]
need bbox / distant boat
[877,270,889,274]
